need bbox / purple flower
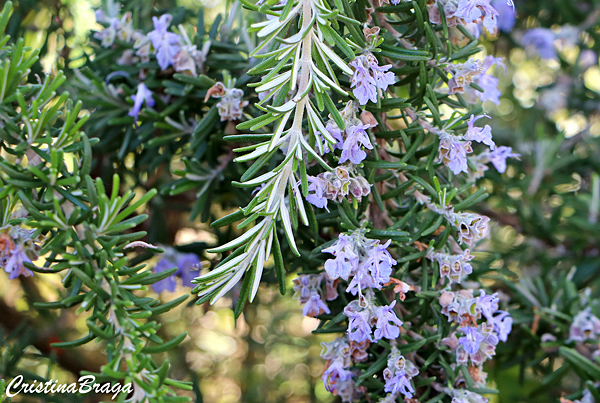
[455,0,500,35]
[438,133,473,175]
[491,0,516,32]
[367,56,396,90]
[175,253,201,287]
[322,358,354,389]
[350,56,378,105]
[349,54,395,105]
[384,370,415,397]
[152,251,201,293]
[362,240,396,287]
[293,275,314,302]
[4,245,34,280]
[454,211,490,247]
[373,301,404,341]
[427,249,474,284]
[488,146,519,173]
[344,300,373,343]
[152,258,178,293]
[464,114,495,149]
[522,28,557,60]
[477,290,499,320]
[148,14,181,70]
[455,323,499,365]
[303,291,331,317]
[459,326,485,354]
[467,56,505,105]
[475,73,501,104]
[129,83,155,125]
[489,310,513,342]
[323,234,359,280]
[306,175,329,211]
[339,123,374,164]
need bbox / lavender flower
[1,227,42,280]
[339,123,374,164]
[94,11,134,47]
[152,258,178,293]
[569,308,600,342]
[427,249,474,284]
[458,326,485,354]
[447,58,484,95]
[362,240,396,287]
[176,253,203,287]
[303,291,331,317]
[439,289,481,324]
[469,56,505,105]
[488,310,513,342]
[491,0,516,32]
[382,348,419,399]
[148,14,182,70]
[521,28,557,60]
[454,0,500,35]
[307,168,371,211]
[384,370,414,397]
[320,337,354,394]
[438,132,473,175]
[350,54,395,105]
[152,249,201,293]
[306,175,329,211]
[488,146,519,173]
[453,323,499,364]
[464,114,495,149]
[344,299,374,342]
[4,245,34,279]
[434,207,490,247]
[133,32,152,63]
[129,83,155,125]
[373,301,404,340]
[323,234,359,280]
[324,230,396,296]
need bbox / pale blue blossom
[148,14,182,70]
[129,83,155,125]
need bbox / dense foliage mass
[0,0,599,402]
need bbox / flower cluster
[428,0,512,36]
[152,248,202,293]
[95,11,210,76]
[344,292,403,342]
[323,230,396,295]
[206,81,249,122]
[429,205,490,247]
[94,9,134,47]
[0,225,42,280]
[382,347,419,399]
[320,336,368,401]
[427,249,474,284]
[293,273,338,317]
[440,289,512,365]
[447,56,505,105]
[306,166,371,211]
[420,108,516,176]
[349,54,395,105]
